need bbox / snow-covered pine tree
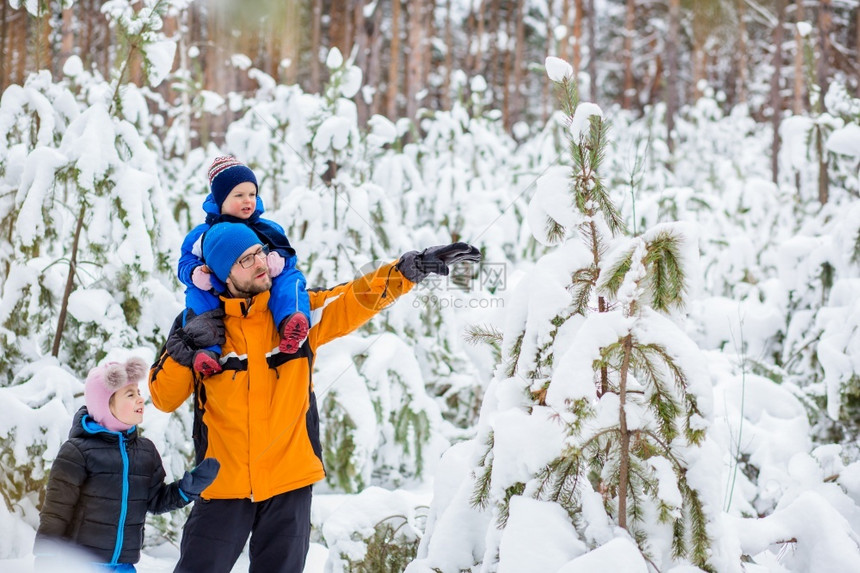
[776,80,860,445]
[408,57,721,572]
[0,2,179,379]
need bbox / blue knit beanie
[202,223,263,282]
[208,156,258,209]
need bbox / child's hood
[202,192,265,223]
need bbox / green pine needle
[643,231,687,312]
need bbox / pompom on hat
[202,222,263,283]
[208,156,258,210]
[84,357,147,432]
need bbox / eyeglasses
[234,245,269,269]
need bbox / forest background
[1,0,860,571]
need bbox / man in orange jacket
[149,222,479,573]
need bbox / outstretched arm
[146,449,189,513]
[306,243,481,349]
[306,260,413,349]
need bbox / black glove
[165,308,226,367]
[396,242,482,283]
[178,458,220,500]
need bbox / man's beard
[228,268,272,298]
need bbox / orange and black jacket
[149,261,414,502]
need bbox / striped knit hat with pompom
[84,357,148,432]
[208,156,258,210]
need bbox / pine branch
[545,216,566,244]
[497,482,525,528]
[465,324,503,347]
[672,513,686,561]
[600,247,635,299]
[680,477,712,570]
[632,346,681,443]
[554,77,579,118]
[470,432,495,510]
[569,267,597,315]
[588,121,627,236]
[504,332,525,378]
[643,231,686,312]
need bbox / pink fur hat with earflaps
[84,357,147,433]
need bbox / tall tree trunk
[354,0,370,125]
[387,0,401,118]
[1,0,8,92]
[560,0,571,62]
[543,0,554,122]
[330,0,349,55]
[83,0,93,72]
[692,2,707,101]
[817,0,832,98]
[771,0,786,184]
[129,0,144,86]
[793,0,806,114]
[573,0,583,76]
[175,8,193,158]
[15,8,27,86]
[266,15,278,79]
[442,0,453,110]
[285,0,301,84]
[60,3,74,77]
[666,0,680,155]
[52,203,86,358]
[502,3,513,129]
[647,40,663,105]
[202,4,221,146]
[36,0,51,73]
[487,0,501,92]
[513,0,525,126]
[364,3,383,116]
[617,334,633,530]
[160,12,179,101]
[406,0,425,119]
[310,0,322,93]
[100,5,111,80]
[735,0,748,104]
[623,0,635,109]
[587,0,597,99]
[422,0,435,98]
[816,126,829,204]
[474,0,486,76]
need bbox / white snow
[3,29,860,573]
[146,40,177,87]
[62,56,84,78]
[326,47,344,70]
[545,56,574,82]
[826,123,860,158]
[570,102,603,139]
[498,497,586,572]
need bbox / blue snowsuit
[178,194,310,352]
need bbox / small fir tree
[434,57,717,571]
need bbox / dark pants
[174,486,312,573]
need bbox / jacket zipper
[111,433,130,565]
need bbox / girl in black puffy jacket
[34,357,219,572]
